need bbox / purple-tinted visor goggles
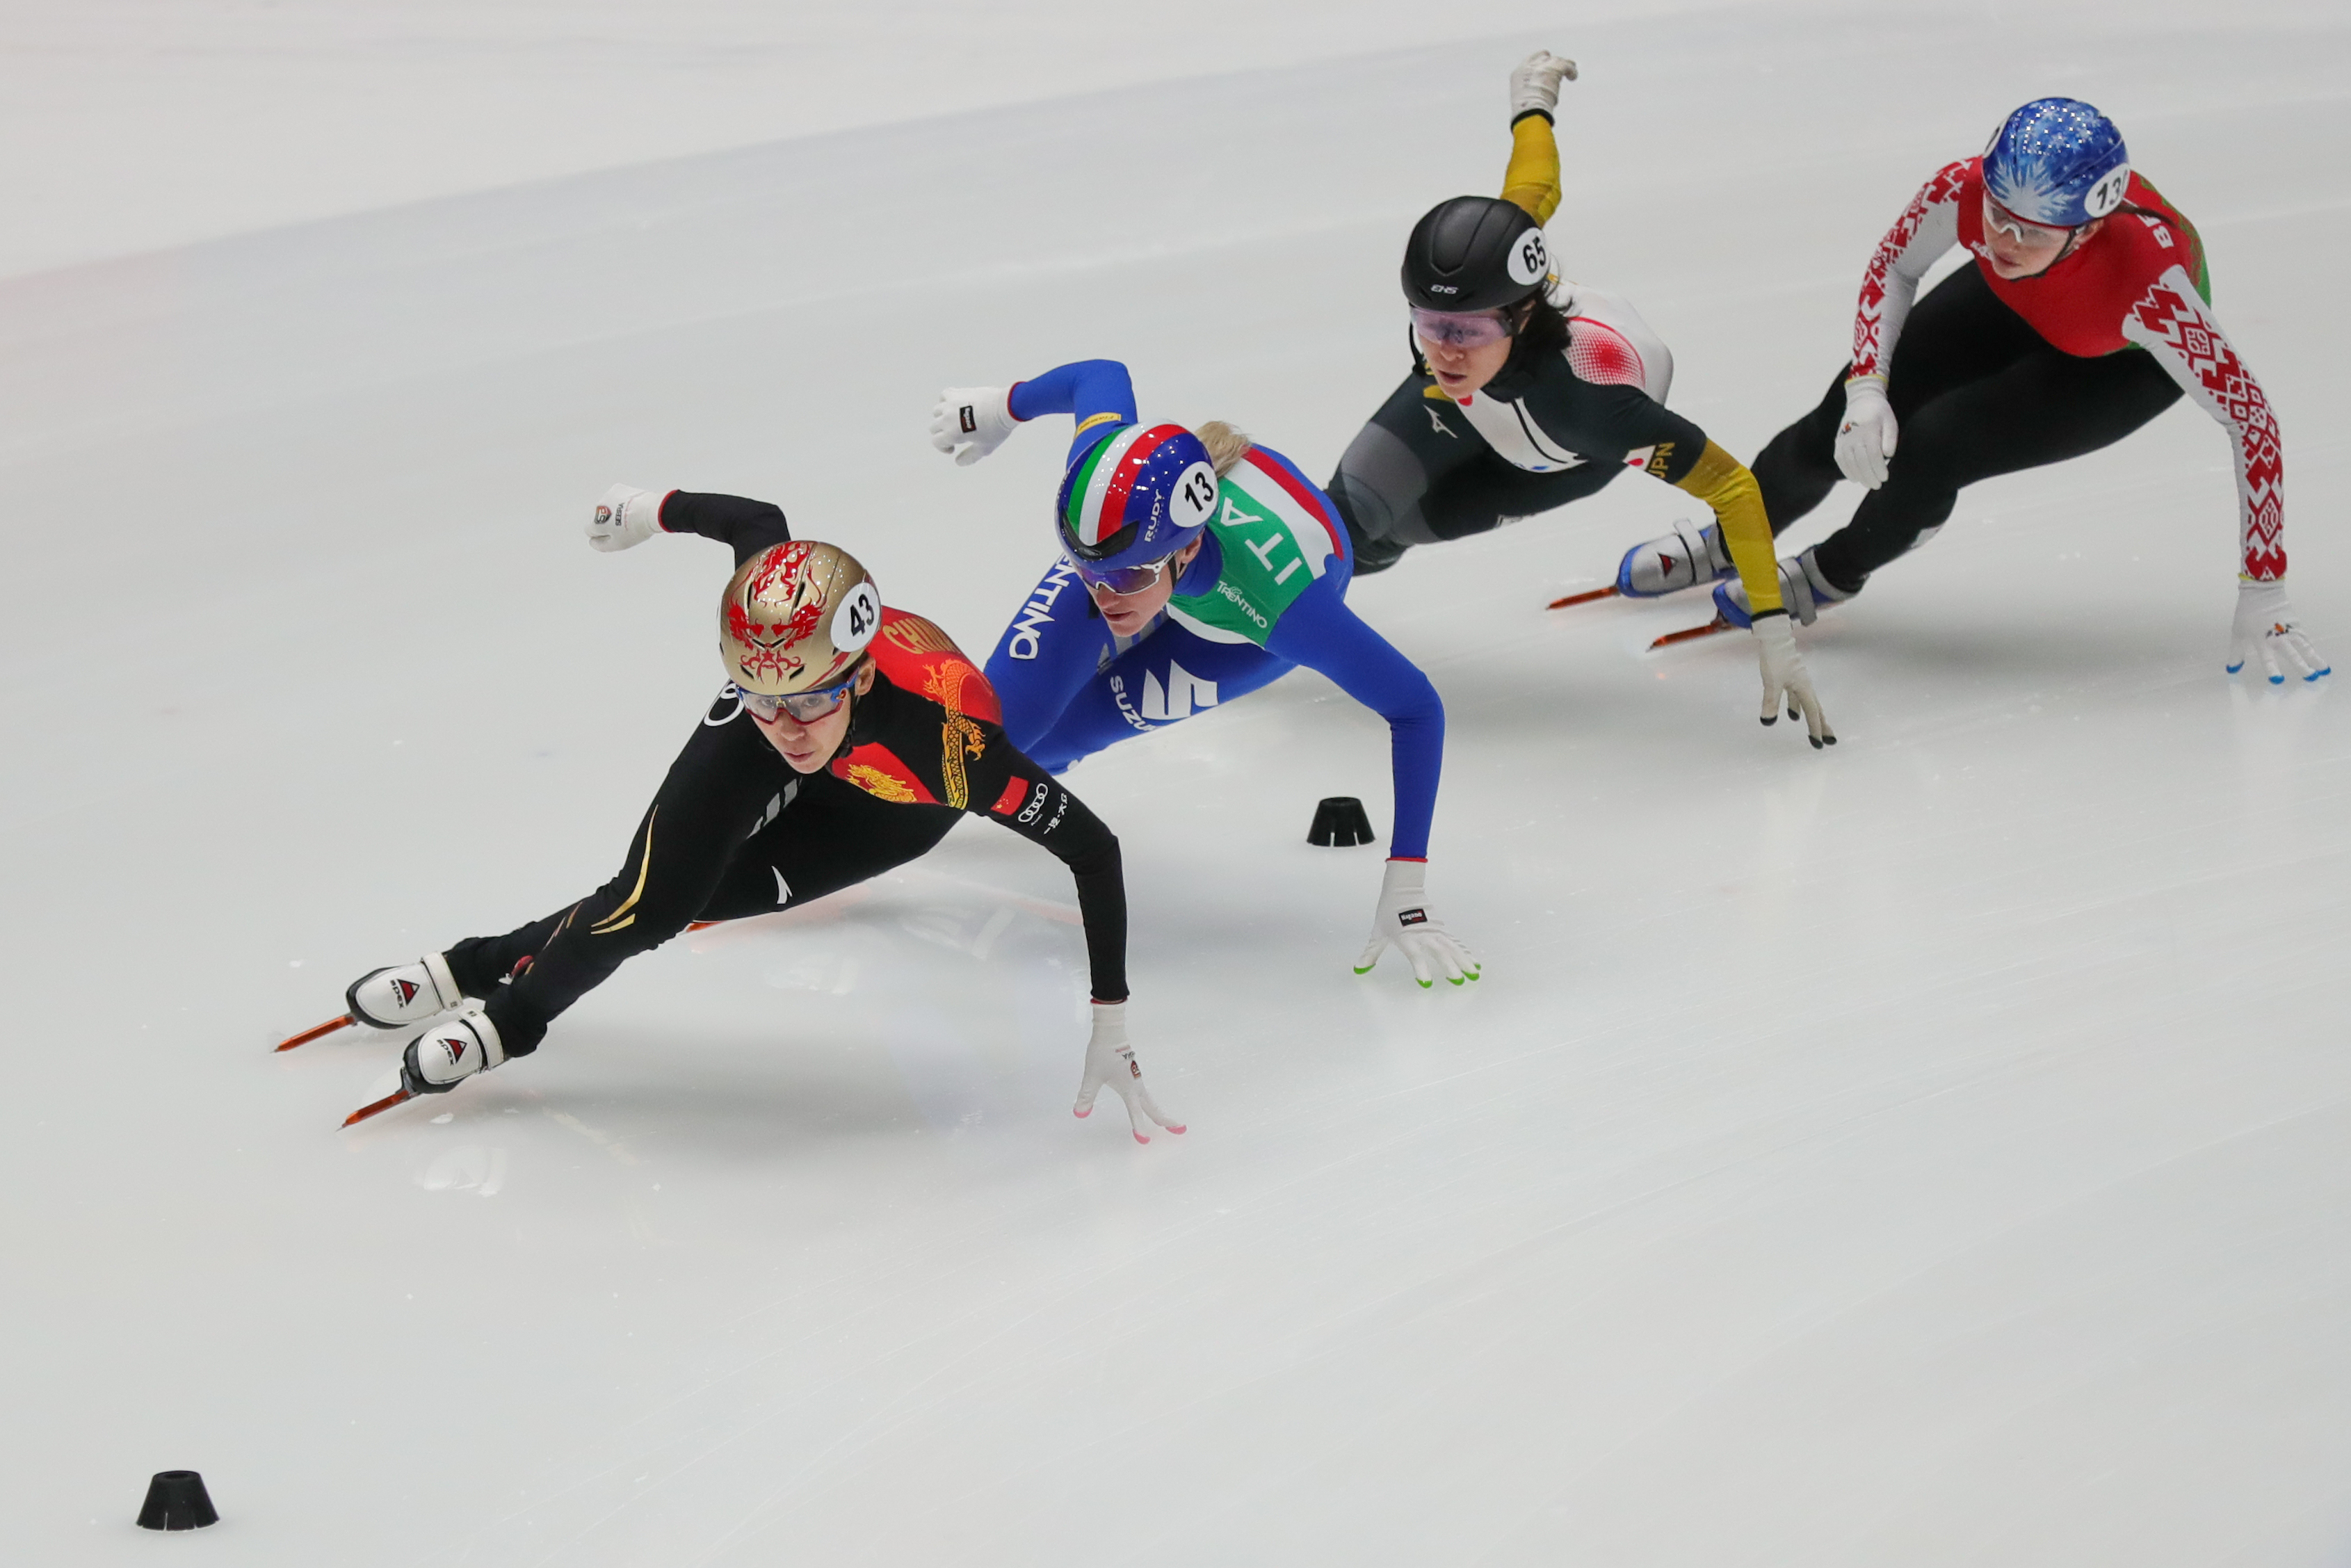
[1410,307,1516,349]
[1074,551,1183,597]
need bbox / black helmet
[1401,195,1552,312]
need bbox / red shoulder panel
[867,607,1003,723]
[1563,317,1642,387]
[829,741,938,806]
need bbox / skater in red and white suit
[1619,97,2327,685]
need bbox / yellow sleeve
[1672,442,1783,615]
[1500,113,1561,225]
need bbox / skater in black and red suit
[291,486,1182,1144]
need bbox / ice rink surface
[3,3,2349,1562]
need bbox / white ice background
[3,3,2349,1564]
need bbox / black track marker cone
[136,1471,218,1530]
[1307,797,1376,847]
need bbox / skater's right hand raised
[1753,613,1836,748]
[930,386,1019,467]
[1509,51,1578,119]
[587,483,671,552]
[1834,380,1898,489]
[1074,1001,1185,1145]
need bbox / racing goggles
[1410,307,1515,349]
[1075,551,1182,597]
[1980,193,2073,248]
[741,674,857,725]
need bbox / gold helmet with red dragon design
[718,541,884,695]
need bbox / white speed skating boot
[341,1008,508,1126]
[1713,547,1854,629]
[398,1009,506,1098]
[344,953,466,1030]
[1616,518,1732,597]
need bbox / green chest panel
[1166,471,1332,649]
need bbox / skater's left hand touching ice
[1074,1002,1185,1145]
[1355,859,1480,988]
[2229,580,2330,685]
[1752,613,1836,747]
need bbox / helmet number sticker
[1171,460,1218,529]
[835,581,882,652]
[1508,228,1550,286]
[2084,164,2130,219]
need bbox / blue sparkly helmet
[1982,98,2131,227]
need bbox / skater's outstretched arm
[1545,376,1834,743]
[1500,51,1573,224]
[1665,440,1834,745]
[1008,360,1140,464]
[930,359,1142,752]
[1263,579,1444,861]
[948,690,1185,1141]
[1519,374,1785,620]
[1665,440,1781,616]
[930,360,1138,468]
[2116,270,2325,681]
[584,485,793,565]
[978,766,1128,1004]
[1260,580,1481,989]
[832,612,1135,1008]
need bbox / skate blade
[1649,616,1736,650]
[342,1088,414,1127]
[1546,585,1619,610]
[275,1013,356,1052]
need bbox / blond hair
[1195,420,1254,477]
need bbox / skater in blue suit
[930,359,1478,987]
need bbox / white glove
[1072,1001,1184,1145]
[1753,613,1836,747]
[1354,859,1480,988]
[2229,580,2331,684]
[930,386,1019,467]
[1509,50,1578,118]
[586,483,671,552]
[1834,379,1898,489]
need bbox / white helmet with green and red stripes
[1055,422,1220,589]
